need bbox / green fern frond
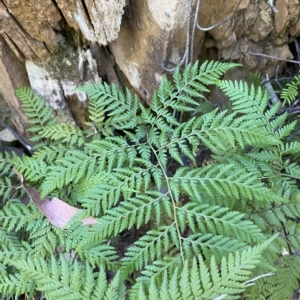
[131,238,274,300]
[148,61,239,134]
[169,110,278,162]
[40,123,85,146]
[182,233,246,261]
[77,241,120,271]
[174,61,240,95]
[86,137,137,169]
[28,219,65,256]
[33,144,69,163]
[274,119,296,139]
[0,271,35,299]
[8,255,126,300]
[218,80,289,136]
[0,153,14,201]
[171,164,285,203]
[79,190,172,247]
[15,87,56,147]
[84,92,105,129]
[0,228,26,253]
[281,141,300,155]
[120,225,177,278]
[40,149,97,198]
[77,83,141,130]
[246,255,300,300]
[9,153,47,182]
[280,74,300,105]
[177,203,264,243]
[72,171,121,214]
[0,199,41,232]
[218,81,268,113]
[284,162,300,179]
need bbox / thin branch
[246,51,300,65]
[197,17,232,31]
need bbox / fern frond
[246,255,300,300]
[72,171,121,214]
[281,141,300,155]
[168,111,278,164]
[86,137,137,169]
[198,60,241,85]
[0,153,15,201]
[171,164,285,203]
[77,241,119,271]
[9,153,47,182]
[33,144,69,163]
[218,80,268,113]
[217,80,290,137]
[148,61,239,133]
[274,119,296,139]
[7,60,300,299]
[15,87,56,146]
[174,61,240,94]
[177,203,264,243]
[120,225,177,278]
[280,74,300,105]
[0,199,41,232]
[0,271,35,298]
[0,228,26,253]
[9,255,126,300]
[29,219,65,256]
[130,238,273,300]
[284,162,300,179]
[84,93,105,129]
[77,83,141,130]
[40,123,85,146]
[78,191,172,247]
[40,150,97,198]
[182,233,246,261]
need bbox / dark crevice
[1,1,47,59]
[50,0,64,20]
[2,2,30,40]
[2,32,28,61]
[80,0,95,32]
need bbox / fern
[130,237,275,300]
[0,153,15,202]
[1,60,300,298]
[280,74,300,105]
[15,87,56,148]
[5,255,126,300]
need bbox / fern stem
[147,140,184,260]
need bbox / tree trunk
[0,0,299,137]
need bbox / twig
[246,51,300,65]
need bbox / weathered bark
[0,0,299,136]
[0,0,126,135]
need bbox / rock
[109,0,202,104]
[0,2,53,60]
[3,0,61,52]
[56,0,126,45]
[0,35,30,135]
[0,128,16,142]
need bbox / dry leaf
[15,170,97,228]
